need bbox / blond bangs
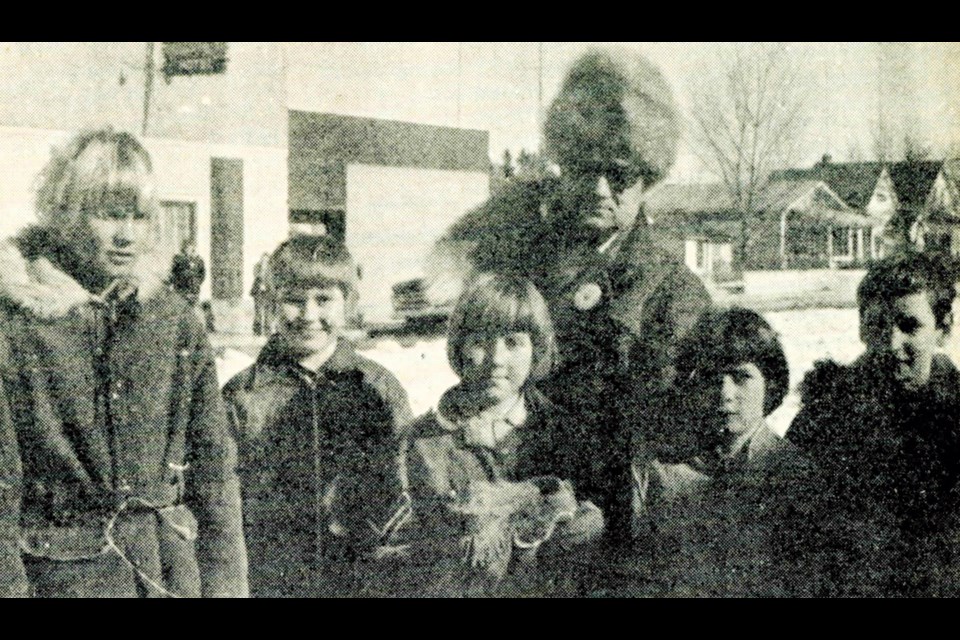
[35,130,159,227]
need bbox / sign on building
[162,42,228,78]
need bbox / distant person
[429,48,710,543]
[170,239,215,332]
[400,274,603,597]
[0,128,247,598]
[223,234,413,597]
[789,251,960,596]
[251,252,272,336]
[171,239,205,306]
[634,308,812,597]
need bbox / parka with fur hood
[0,227,248,598]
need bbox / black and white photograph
[0,41,958,598]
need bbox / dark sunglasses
[572,158,644,194]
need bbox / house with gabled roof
[645,177,873,281]
[920,158,960,256]
[771,156,945,256]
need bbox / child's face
[459,331,533,406]
[84,208,152,280]
[698,362,767,438]
[861,290,947,392]
[278,285,346,357]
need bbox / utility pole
[456,42,463,126]
[142,42,156,136]
[537,42,544,152]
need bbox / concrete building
[289,111,490,322]
[0,43,491,326]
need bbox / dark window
[210,158,244,301]
[159,200,197,252]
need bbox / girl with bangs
[631,308,813,597]
[0,129,246,597]
[397,274,604,597]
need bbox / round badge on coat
[573,282,603,311]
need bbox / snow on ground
[216,304,960,438]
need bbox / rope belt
[103,497,185,598]
[20,496,187,598]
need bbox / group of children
[1,127,958,598]
[223,230,960,598]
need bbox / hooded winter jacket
[0,227,247,598]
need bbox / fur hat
[544,47,680,187]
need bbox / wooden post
[142,42,155,137]
[827,224,834,269]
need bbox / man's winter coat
[0,227,247,598]
[222,336,413,597]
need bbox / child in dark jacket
[399,274,604,597]
[633,308,813,597]
[223,235,413,597]
[788,251,960,596]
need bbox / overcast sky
[285,42,960,182]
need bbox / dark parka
[432,178,711,539]
[0,229,247,598]
[222,336,413,598]
[635,424,814,597]
[788,353,960,597]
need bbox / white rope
[103,497,183,599]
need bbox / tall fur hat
[544,47,680,187]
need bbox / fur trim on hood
[0,226,168,321]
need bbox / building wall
[0,125,288,301]
[289,111,490,212]
[345,163,490,322]
[0,42,287,148]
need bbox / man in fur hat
[428,48,710,548]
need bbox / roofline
[288,109,490,137]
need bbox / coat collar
[251,335,362,386]
[687,422,781,477]
[0,225,167,321]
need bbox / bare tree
[686,43,809,264]
[845,141,866,162]
[902,132,932,162]
[870,117,894,163]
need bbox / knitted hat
[544,47,680,187]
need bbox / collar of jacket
[434,386,528,444]
[688,421,780,477]
[431,385,554,434]
[249,335,362,386]
[0,225,168,322]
